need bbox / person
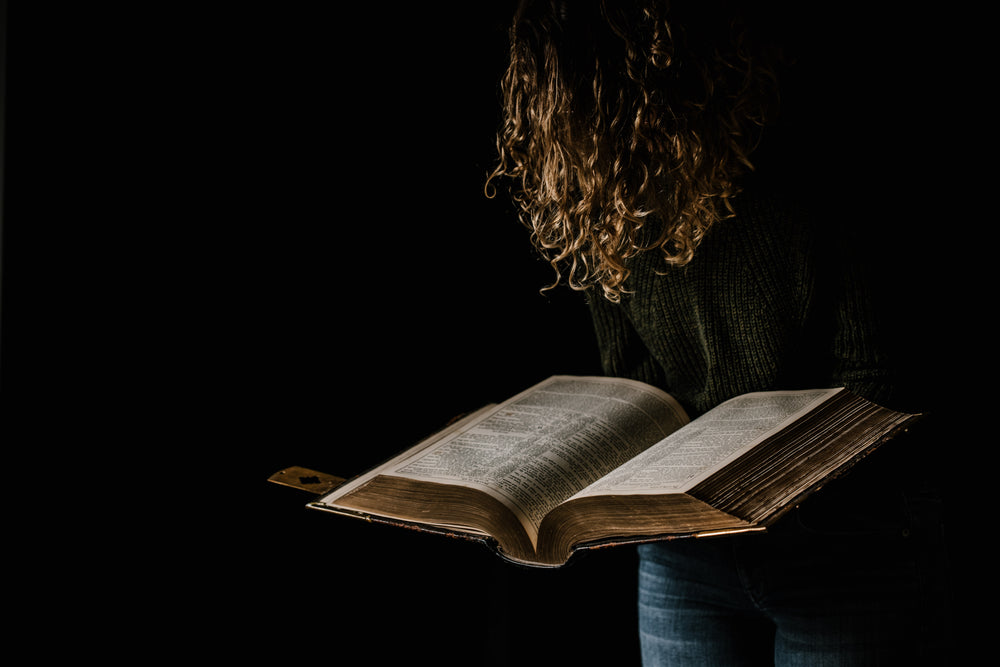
[486,1,952,664]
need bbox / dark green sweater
[588,187,897,419]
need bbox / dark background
[4,2,983,664]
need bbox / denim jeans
[637,469,951,666]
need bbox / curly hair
[486,0,782,302]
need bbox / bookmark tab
[268,466,345,496]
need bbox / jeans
[637,468,952,666]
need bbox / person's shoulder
[733,173,808,224]
[730,175,816,243]
[725,174,850,275]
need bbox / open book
[308,376,919,567]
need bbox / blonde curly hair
[486,0,781,302]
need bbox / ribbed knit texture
[588,186,896,418]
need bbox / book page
[375,376,689,540]
[574,388,842,497]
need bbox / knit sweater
[587,186,896,419]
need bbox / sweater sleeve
[587,295,667,389]
[829,243,900,409]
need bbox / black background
[4,2,984,664]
